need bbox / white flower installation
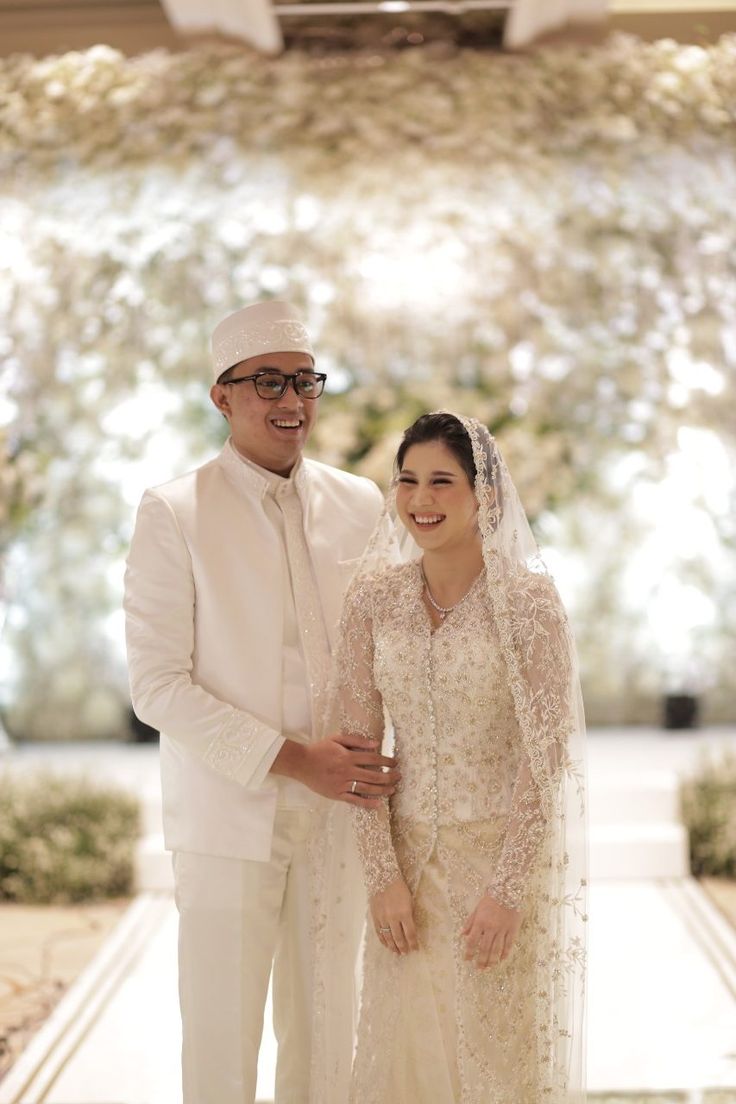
[0,35,735,736]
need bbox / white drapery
[159,0,283,54]
[504,0,607,48]
[159,0,607,57]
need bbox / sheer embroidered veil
[309,412,588,1104]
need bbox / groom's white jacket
[124,439,383,861]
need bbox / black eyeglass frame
[219,369,327,400]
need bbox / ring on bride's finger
[351,780,358,794]
[379,926,391,933]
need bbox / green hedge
[0,773,140,903]
[681,754,736,879]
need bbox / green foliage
[681,754,736,878]
[0,773,140,903]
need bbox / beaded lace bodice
[340,560,567,907]
[310,416,586,1104]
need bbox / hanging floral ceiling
[1,34,735,737]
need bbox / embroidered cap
[211,301,314,382]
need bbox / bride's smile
[396,440,479,554]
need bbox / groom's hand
[272,733,400,808]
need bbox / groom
[124,300,398,1104]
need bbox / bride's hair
[395,412,477,486]
[395,413,502,524]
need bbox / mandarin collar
[217,437,307,500]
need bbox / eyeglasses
[220,369,327,400]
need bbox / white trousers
[173,809,314,1104]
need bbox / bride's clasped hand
[462,893,523,968]
[370,874,522,970]
[369,876,419,954]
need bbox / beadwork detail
[203,708,264,777]
[335,559,584,1102]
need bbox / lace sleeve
[338,576,402,898]
[488,571,574,910]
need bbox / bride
[309,412,587,1104]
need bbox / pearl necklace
[421,565,479,621]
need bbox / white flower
[2,35,736,732]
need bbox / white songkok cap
[211,300,314,382]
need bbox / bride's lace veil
[309,412,588,1104]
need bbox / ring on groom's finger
[351,780,358,794]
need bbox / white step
[587,879,736,1094]
[588,770,682,825]
[0,894,176,1104]
[137,825,691,888]
[140,798,163,837]
[135,833,174,892]
[590,822,689,879]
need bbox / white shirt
[234,449,320,809]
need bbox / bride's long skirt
[349,819,548,1104]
